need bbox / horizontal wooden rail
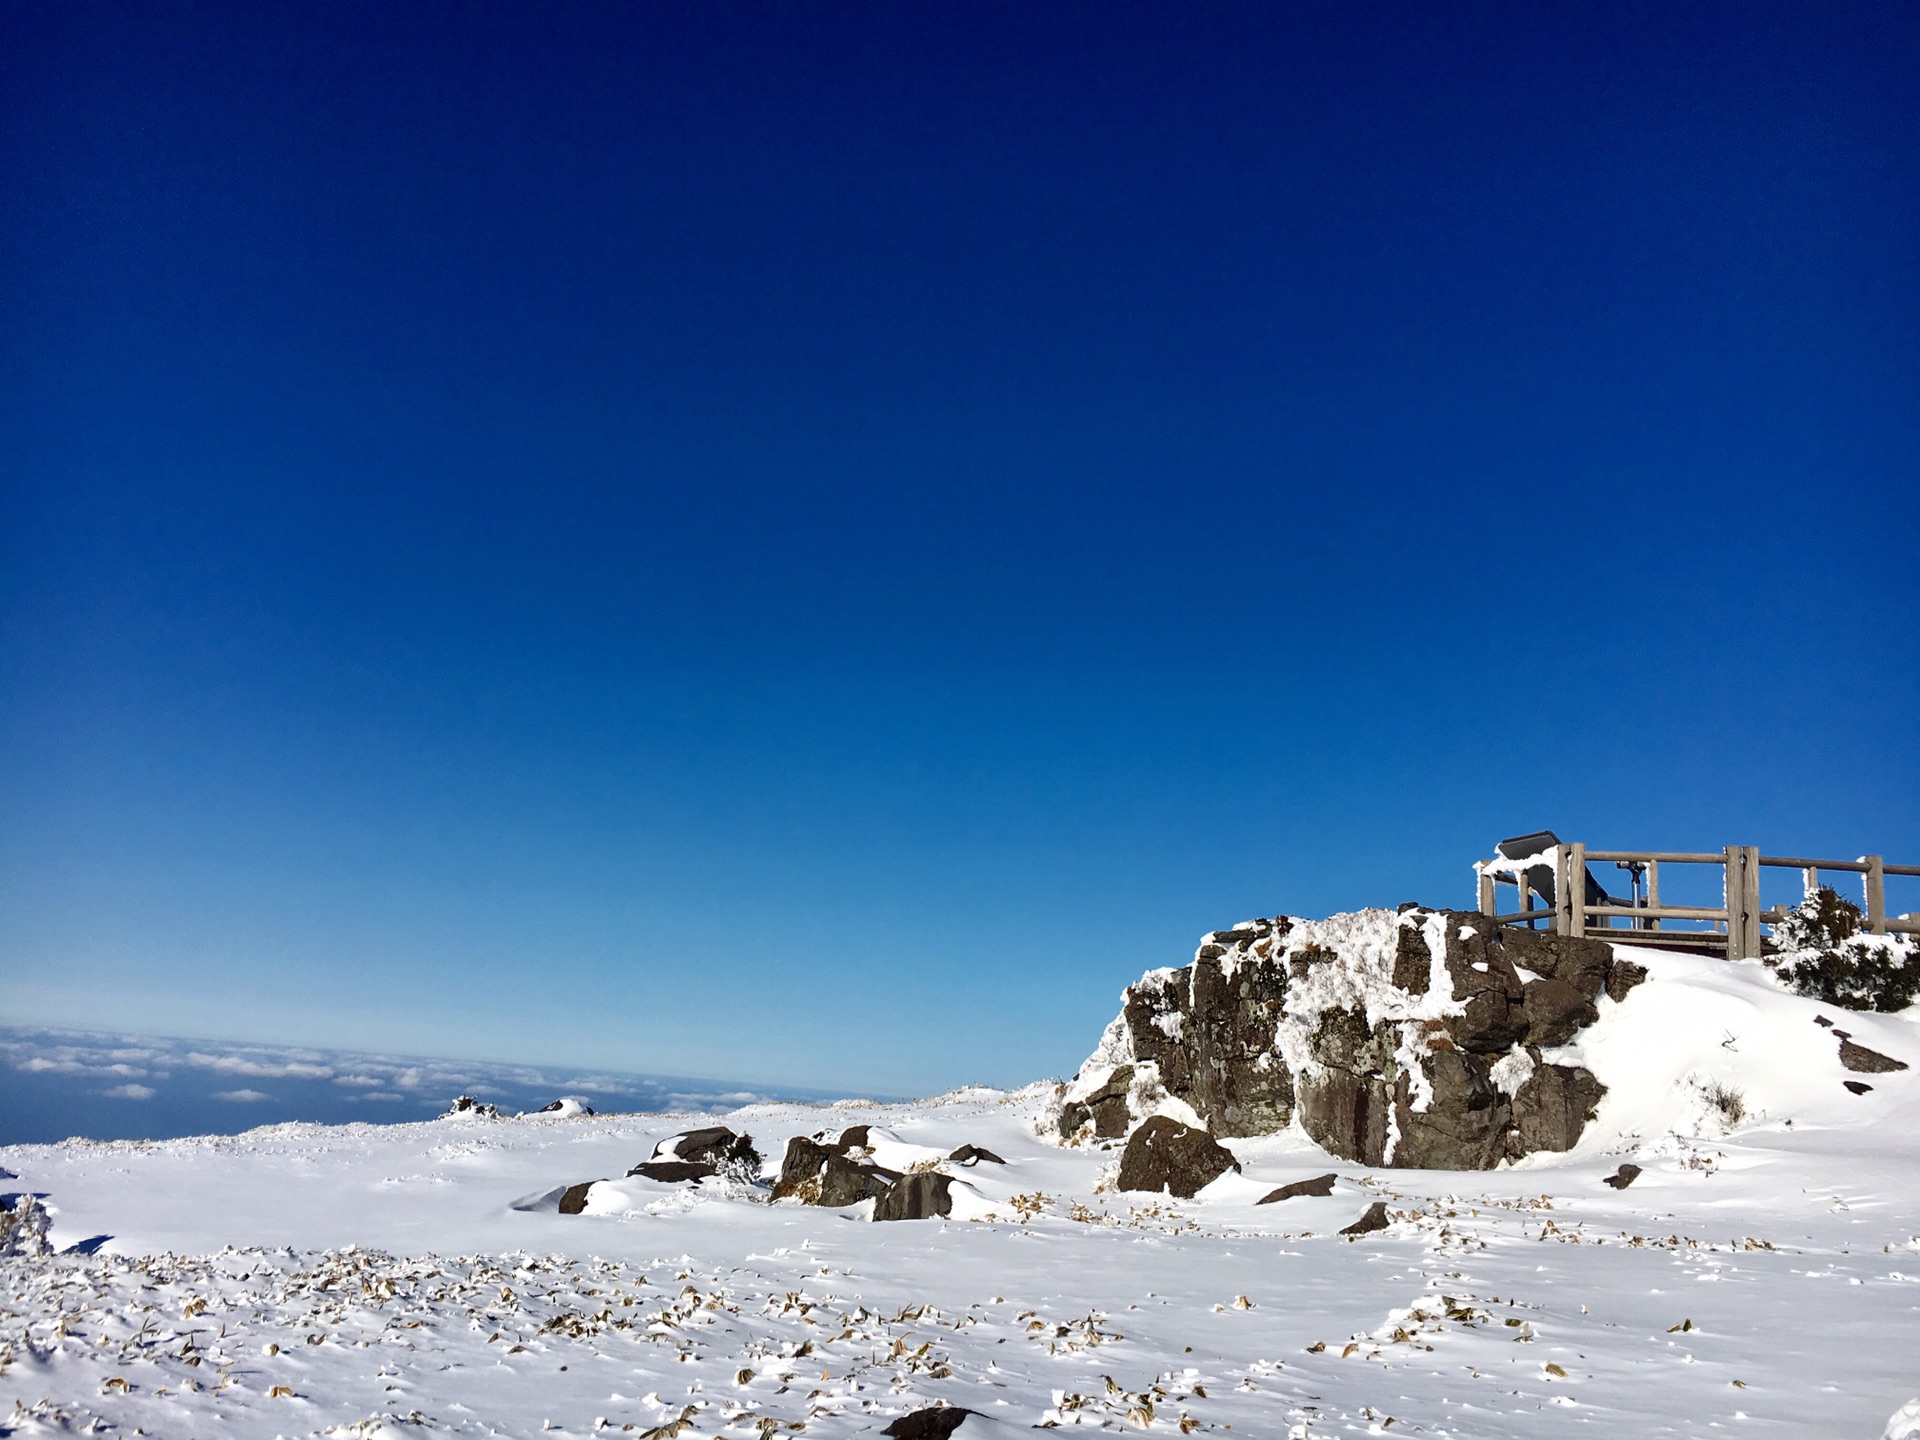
[1584,851,1721,864]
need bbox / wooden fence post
[1723,845,1761,959]
[1565,842,1587,938]
[1478,869,1495,917]
[1802,866,1820,901]
[1646,859,1661,932]
[1865,857,1887,936]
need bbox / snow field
[2,946,1917,1437]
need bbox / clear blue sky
[3,3,1916,1096]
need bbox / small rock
[1256,1173,1337,1204]
[882,1408,974,1439]
[0,1195,52,1257]
[947,1144,1005,1166]
[1601,1163,1642,1190]
[873,1172,954,1222]
[1339,1201,1391,1236]
[533,1098,595,1117]
[556,1182,598,1215]
[1605,959,1649,1003]
[442,1095,500,1118]
[1844,1080,1874,1095]
[1839,1039,1908,1074]
[1813,1015,1833,1028]
[1115,1116,1240,1197]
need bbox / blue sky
[3,3,1916,1096]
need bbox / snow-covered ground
[3,945,1917,1438]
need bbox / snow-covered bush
[1767,888,1920,1013]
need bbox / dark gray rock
[628,1160,715,1183]
[1056,1064,1137,1140]
[1523,978,1600,1047]
[663,1126,760,1168]
[1508,1063,1607,1156]
[837,1125,873,1149]
[1391,1050,1511,1170]
[1256,1173,1337,1204]
[1503,929,1613,999]
[882,1408,974,1439]
[1844,1080,1874,1095]
[1339,1201,1391,1236]
[820,1151,900,1207]
[772,1136,837,1198]
[1602,1163,1642,1190]
[1839,1039,1908,1074]
[557,1181,597,1215]
[873,1172,954,1222]
[1115,1116,1239,1197]
[1606,959,1648,1002]
[947,1144,1005,1166]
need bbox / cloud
[211,1088,272,1103]
[334,1074,386,1087]
[186,1052,333,1080]
[352,1092,405,1102]
[104,1083,156,1100]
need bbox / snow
[3,945,1918,1437]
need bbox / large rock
[873,1172,954,1221]
[1508,1061,1607,1156]
[1055,908,1626,1170]
[772,1134,899,1206]
[1115,1116,1239,1197]
[659,1126,760,1169]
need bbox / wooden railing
[1474,844,1920,960]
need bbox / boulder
[556,1181,597,1215]
[1256,1173,1337,1204]
[773,1134,901,1206]
[1844,1080,1874,1095]
[1115,1116,1239,1197]
[1339,1200,1391,1236]
[1508,1063,1607,1156]
[1056,1066,1136,1140]
[873,1172,954,1222]
[1839,1039,1909,1074]
[442,1095,500,1118]
[659,1126,760,1168]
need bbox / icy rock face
[1053,908,1644,1170]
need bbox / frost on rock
[1049,907,1637,1169]
[0,1194,52,1258]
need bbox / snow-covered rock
[1053,907,1647,1168]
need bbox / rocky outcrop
[1115,1116,1239,1197]
[1054,908,1644,1170]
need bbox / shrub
[1767,887,1920,1012]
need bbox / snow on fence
[1474,838,1920,960]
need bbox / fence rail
[1474,842,1920,959]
